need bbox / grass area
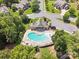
[70,3,77,8]
[70,21,76,25]
[24,8,32,14]
[40,48,57,59]
[12,12,19,16]
[24,24,30,30]
[8,9,19,16]
[45,0,60,13]
[47,1,54,12]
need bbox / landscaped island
[0,0,79,59]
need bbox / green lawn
[40,48,58,59]
[24,8,32,14]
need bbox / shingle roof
[16,4,24,9]
[55,0,66,7]
[12,0,29,9]
[0,6,8,13]
[31,20,48,28]
[20,0,28,5]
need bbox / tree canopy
[0,45,36,59]
[31,0,39,12]
[10,45,36,59]
[0,12,26,49]
[52,30,79,59]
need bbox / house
[12,0,30,10]
[30,20,49,31]
[54,0,69,10]
[15,4,24,9]
[18,0,30,10]
[20,0,29,5]
[0,6,8,13]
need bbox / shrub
[76,17,79,28]
[63,12,70,23]
[0,45,37,59]
[11,5,17,12]
[31,0,39,12]
[21,14,30,24]
[0,49,10,59]
[19,9,24,15]
[69,7,77,17]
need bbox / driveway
[38,0,46,11]
[27,11,78,34]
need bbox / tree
[31,0,39,12]
[73,30,79,59]
[0,45,37,59]
[74,30,79,40]
[0,16,8,49]
[11,5,17,12]
[70,0,75,3]
[52,30,67,54]
[0,49,10,59]
[3,0,20,7]
[76,17,79,28]
[69,7,77,17]
[10,45,36,59]
[65,0,69,2]
[63,12,70,23]
[19,9,24,15]
[0,13,25,49]
[0,0,3,5]
[52,30,79,59]
[21,14,30,24]
[12,16,25,44]
[4,0,19,3]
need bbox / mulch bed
[5,43,16,50]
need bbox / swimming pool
[28,32,48,42]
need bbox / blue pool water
[28,32,48,42]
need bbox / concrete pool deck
[21,30,55,47]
